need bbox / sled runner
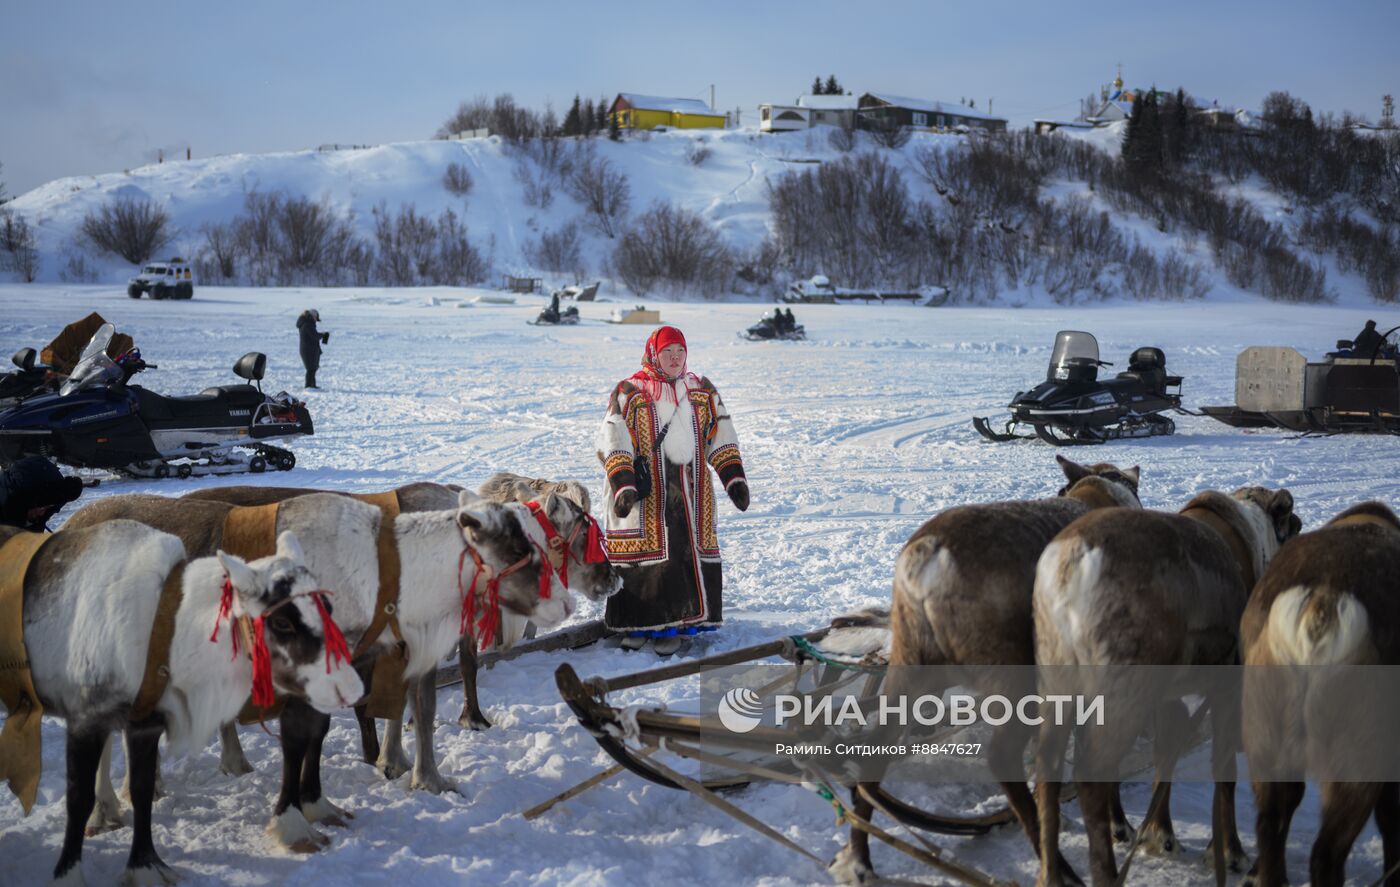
[546,612,1026,887]
[545,609,1215,886]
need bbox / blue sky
[2,0,1396,196]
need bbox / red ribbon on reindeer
[459,546,503,652]
[210,577,354,708]
[525,500,563,595]
[583,514,607,564]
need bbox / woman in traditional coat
[596,326,749,656]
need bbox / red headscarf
[629,326,698,403]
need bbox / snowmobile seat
[1118,347,1169,393]
[233,352,266,382]
[197,384,264,403]
[133,386,263,425]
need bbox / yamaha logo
[229,410,250,416]
[717,687,764,734]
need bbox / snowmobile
[0,348,58,409]
[742,310,806,341]
[0,323,313,478]
[1201,324,1400,434]
[528,304,580,326]
[973,330,1183,445]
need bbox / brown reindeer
[1032,485,1299,887]
[832,455,1142,886]
[1241,501,1400,887]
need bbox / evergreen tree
[1123,93,1144,168]
[609,111,622,141]
[812,76,824,95]
[1167,87,1190,164]
[564,95,582,137]
[582,97,596,135]
[824,75,841,96]
[597,96,609,132]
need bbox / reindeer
[462,471,614,729]
[1241,501,1400,887]
[182,481,619,766]
[65,487,576,852]
[12,521,362,885]
[1032,485,1299,887]
[832,455,1142,886]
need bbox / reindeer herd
[7,456,1399,886]
[16,474,618,885]
[840,455,1398,887]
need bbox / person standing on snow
[297,309,330,389]
[596,326,749,656]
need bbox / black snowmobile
[529,294,580,326]
[0,323,313,478]
[973,330,1183,445]
[743,310,806,341]
[0,348,58,409]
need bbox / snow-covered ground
[1,284,1397,885]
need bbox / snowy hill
[2,123,1391,306]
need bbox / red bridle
[210,578,353,709]
[525,501,608,590]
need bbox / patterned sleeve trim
[709,443,745,486]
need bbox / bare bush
[827,124,856,153]
[513,159,554,209]
[0,209,38,281]
[614,202,732,297]
[443,161,474,197]
[566,146,631,238]
[865,118,912,150]
[58,245,97,283]
[686,140,712,167]
[433,207,489,285]
[518,138,573,181]
[80,196,170,264]
[276,196,336,274]
[767,152,915,286]
[372,202,487,286]
[525,222,584,277]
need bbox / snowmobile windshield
[78,323,114,363]
[60,324,120,396]
[1049,331,1101,373]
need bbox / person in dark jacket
[297,309,330,388]
[0,456,84,532]
[1353,319,1385,356]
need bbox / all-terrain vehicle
[128,258,194,299]
[0,323,312,478]
[1201,324,1400,433]
[973,330,1184,445]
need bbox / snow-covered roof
[616,93,721,116]
[795,94,859,110]
[861,92,1003,121]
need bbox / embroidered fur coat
[596,376,746,568]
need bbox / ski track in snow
[0,285,1396,885]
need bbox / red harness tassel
[249,617,275,709]
[312,592,352,673]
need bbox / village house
[856,92,1008,133]
[609,94,727,130]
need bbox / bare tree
[614,202,732,297]
[566,145,631,238]
[0,208,38,281]
[80,196,171,264]
[525,222,584,278]
[200,221,239,280]
[436,95,493,138]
